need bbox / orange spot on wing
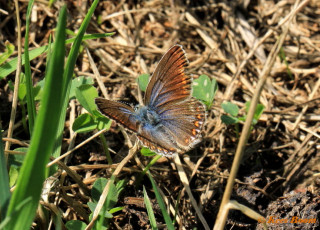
[197,114,203,119]
[192,129,197,136]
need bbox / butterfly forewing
[95,98,139,133]
[144,45,191,111]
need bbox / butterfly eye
[134,105,140,112]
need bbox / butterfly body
[135,106,161,127]
[96,45,206,157]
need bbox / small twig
[52,156,91,195]
[174,154,210,230]
[292,71,320,130]
[86,48,109,99]
[5,0,22,155]
[47,128,110,167]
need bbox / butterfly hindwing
[137,125,178,157]
[136,99,205,155]
[158,98,206,149]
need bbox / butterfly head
[133,104,140,112]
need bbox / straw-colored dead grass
[1,0,319,229]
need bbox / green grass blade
[5,6,67,229]
[0,45,48,80]
[74,32,115,41]
[62,0,100,97]
[0,33,113,80]
[51,0,100,167]
[147,173,175,230]
[143,186,158,230]
[142,155,161,175]
[24,0,36,135]
[0,129,11,220]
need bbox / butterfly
[95,45,206,157]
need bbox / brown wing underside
[144,45,191,112]
[95,98,139,133]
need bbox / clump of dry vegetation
[0,0,319,229]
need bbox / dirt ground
[1,0,319,229]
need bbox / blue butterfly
[95,45,206,157]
